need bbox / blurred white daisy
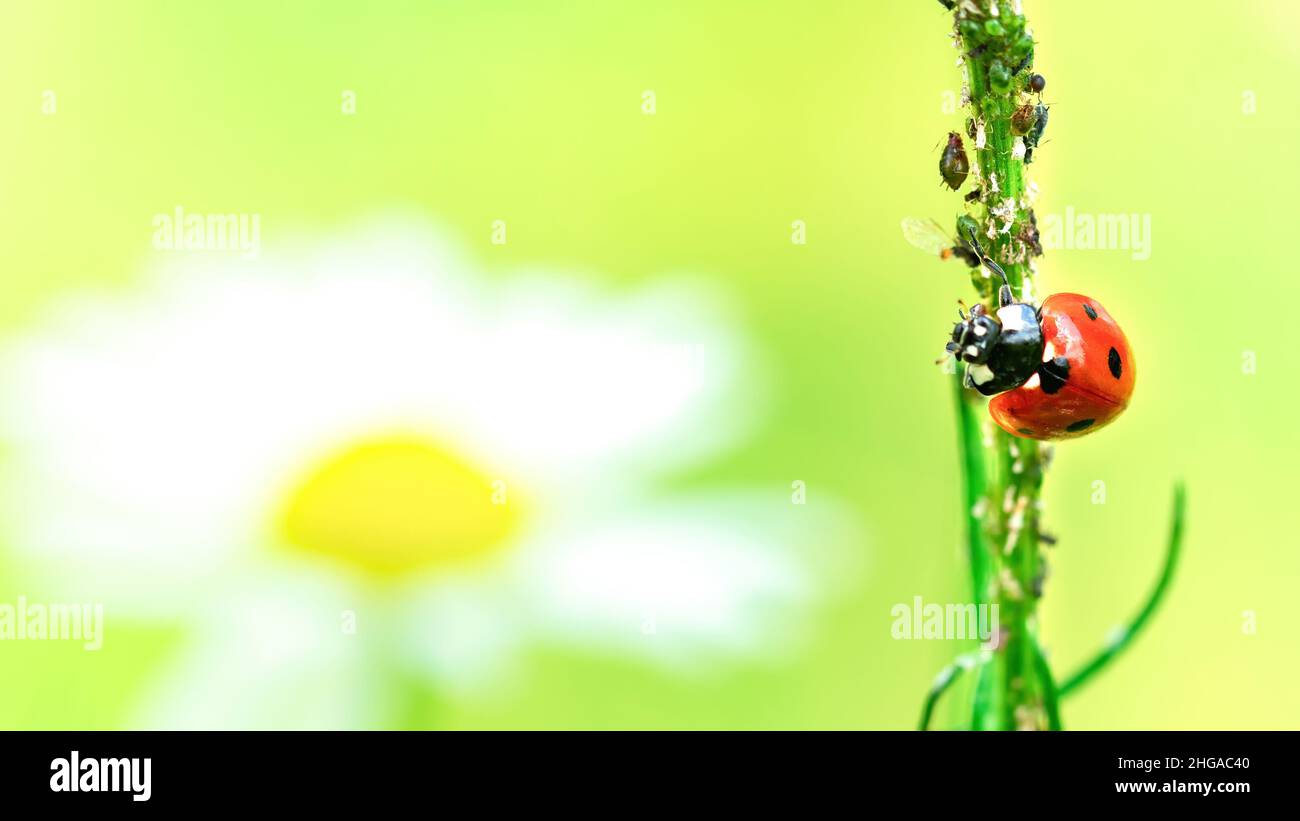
[0,215,852,728]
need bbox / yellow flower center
[277,435,519,576]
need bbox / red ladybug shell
[989,293,1135,440]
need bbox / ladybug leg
[980,258,1014,307]
[958,226,1016,307]
[997,283,1014,308]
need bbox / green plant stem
[923,2,1186,730]
[953,379,1003,729]
[951,1,1049,730]
[952,371,991,605]
[1059,483,1187,697]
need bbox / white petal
[393,567,524,696]
[457,275,761,482]
[517,494,861,666]
[133,571,378,729]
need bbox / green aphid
[988,60,1012,93]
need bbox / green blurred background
[1,0,1297,729]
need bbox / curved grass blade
[1059,482,1187,698]
[919,649,992,731]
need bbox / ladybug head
[946,303,1000,365]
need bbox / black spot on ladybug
[1108,347,1122,379]
[1038,356,1071,395]
[1066,418,1095,432]
[1017,428,1034,436]
[1082,303,1098,321]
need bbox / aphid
[939,131,970,191]
[964,187,982,203]
[1025,104,1049,149]
[965,117,977,140]
[987,59,1012,93]
[955,213,981,247]
[1028,73,1046,93]
[1022,104,1049,164]
[1009,34,1034,62]
[1011,103,1036,136]
[1018,209,1042,256]
[937,0,956,8]
[1010,50,1033,77]
[901,217,980,267]
[944,230,1136,440]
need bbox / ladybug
[946,237,1135,440]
